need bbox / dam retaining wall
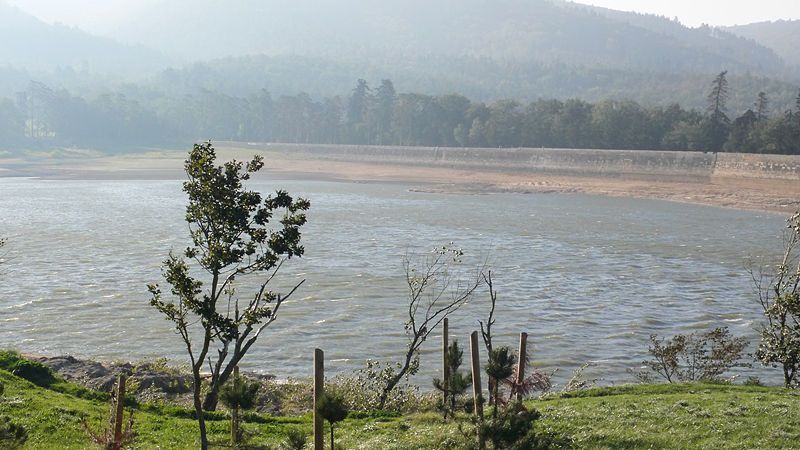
[222,142,800,181]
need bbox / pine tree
[755,92,769,121]
[433,340,472,419]
[705,71,731,151]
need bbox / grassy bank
[2,368,799,449]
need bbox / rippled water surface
[0,177,787,385]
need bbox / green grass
[1,368,799,449]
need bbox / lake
[0,176,787,386]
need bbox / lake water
[0,176,788,386]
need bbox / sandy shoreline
[2,147,799,214]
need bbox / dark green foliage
[220,374,259,446]
[487,347,516,381]
[486,346,517,421]
[0,415,27,449]
[704,71,731,151]
[317,393,349,425]
[220,375,260,411]
[10,359,58,388]
[317,392,349,450]
[0,350,22,371]
[433,340,472,419]
[478,404,547,450]
[640,327,749,383]
[280,427,308,450]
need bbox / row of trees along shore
[2,71,799,154]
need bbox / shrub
[11,360,58,387]
[638,327,749,383]
[0,351,60,387]
[280,427,308,450]
[327,361,435,413]
[0,415,28,449]
[478,404,544,449]
[0,350,23,371]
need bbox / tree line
[1,72,799,154]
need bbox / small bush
[0,352,64,388]
[639,327,749,383]
[280,427,308,450]
[11,360,58,387]
[327,360,436,413]
[743,376,763,387]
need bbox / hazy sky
[5,0,158,32]
[5,0,800,32]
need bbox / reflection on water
[0,177,786,385]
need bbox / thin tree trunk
[203,389,220,411]
[330,424,334,450]
[192,370,208,450]
[378,346,416,409]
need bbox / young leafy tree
[148,141,309,449]
[433,339,472,419]
[377,245,483,410]
[754,211,800,388]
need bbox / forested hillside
[107,0,799,110]
[114,0,786,75]
[145,54,799,112]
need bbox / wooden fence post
[313,348,324,450]
[469,331,483,419]
[516,332,528,402]
[112,374,126,450]
[231,365,240,445]
[442,317,449,407]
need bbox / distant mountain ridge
[112,0,789,77]
[725,20,800,68]
[0,1,170,77]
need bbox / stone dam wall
[222,142,800,181]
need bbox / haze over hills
[113,0,788,76]
[0,1,170,78]
[725,20,800,68]
[0,0,797,112]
